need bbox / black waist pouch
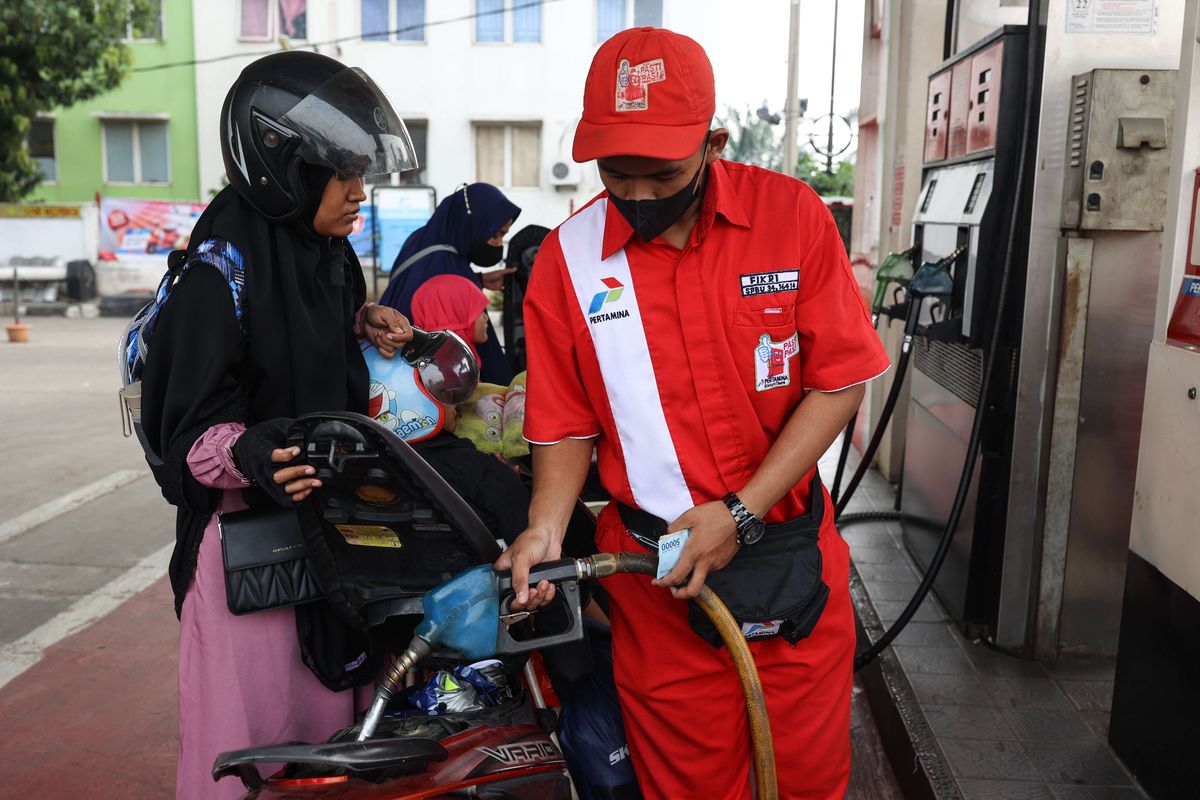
[218,506,324,616]
[617,472,830,648]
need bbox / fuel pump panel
[1061,69,1177,232]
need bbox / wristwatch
[722,493,766,546]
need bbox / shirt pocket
[732,303,795,330]
[728,303,803,400]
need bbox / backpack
[118,238,247,466]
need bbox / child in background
[361,337,528,543]
[410,274,491,369]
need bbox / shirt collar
[600,159,752,260]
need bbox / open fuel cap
[400,328,479,405]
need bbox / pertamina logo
[615,58,667,112]
[588,277,630,324]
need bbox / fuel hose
[582,552,778,800]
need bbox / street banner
[98,194,425,269]
[99,197,206,260]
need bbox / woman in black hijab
[138,52,419,799]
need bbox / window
[632,0,661,27]
[476,0,504,42]
[513,1,541,42]
[103,120,170,185]
[125,0,163,41]
[29,119,56,183]
[366,120,428,186]
[362,0,425,42]
[475,123,541,188]
[401,121,429,184]
[597,0,661,42]
[474,0,540,44]
[240,0,307,41]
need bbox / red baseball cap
[573,27,715,163]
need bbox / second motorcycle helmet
[220,51,417,221]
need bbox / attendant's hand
[495,526,561,612]
[481,268,517,291]
[652,501,740,600]
[363,304,413,357]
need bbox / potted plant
[6,266,30,343]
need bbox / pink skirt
[176,498,361,799]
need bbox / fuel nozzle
[355,560,587,742]
[357,636,433,742]
[870,246,918,327]
[901,245,967,353]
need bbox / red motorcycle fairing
[248,725,570,800]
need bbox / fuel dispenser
[901,27,1033,637]
[898,29,1179,644]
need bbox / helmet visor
[403,329,479,405]
[280,67,418,178]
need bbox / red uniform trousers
[595,492,854,800]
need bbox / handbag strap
[393,244,459,275]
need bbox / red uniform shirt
[523,159,889,523]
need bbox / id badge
[656,529,690,580]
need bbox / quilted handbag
[218,507,324,615]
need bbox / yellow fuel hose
[583,553,778,800]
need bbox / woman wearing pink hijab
[411,274,491,366]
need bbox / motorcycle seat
[212,737,448,791]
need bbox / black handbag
[617,471,830,648]
[219,506,324,616]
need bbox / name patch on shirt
[740,269,799,297]
[755,333,799,391]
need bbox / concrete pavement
[0,317,173,673]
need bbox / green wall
[31,0,198,203]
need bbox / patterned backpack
[118,238,246,465]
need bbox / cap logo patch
[616,58,667,112]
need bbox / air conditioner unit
[548,160,581,188]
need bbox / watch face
[741,519,767,546]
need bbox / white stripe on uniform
[558,199,694,523]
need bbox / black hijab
[191,172,368,421]
[141,167,368,614]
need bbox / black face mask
[468,240,503,267]
[608,138,709,242]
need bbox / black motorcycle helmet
[504,224,550,292]
[220,51,418,221]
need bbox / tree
[0,1,149,201]
[718,103,783,172]
[720,102,856,197]
[795,150,856,197]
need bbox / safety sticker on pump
[335,525,403,548]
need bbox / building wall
[192,0,713,265]
[851,0,952,480]
[30,0,200,203]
